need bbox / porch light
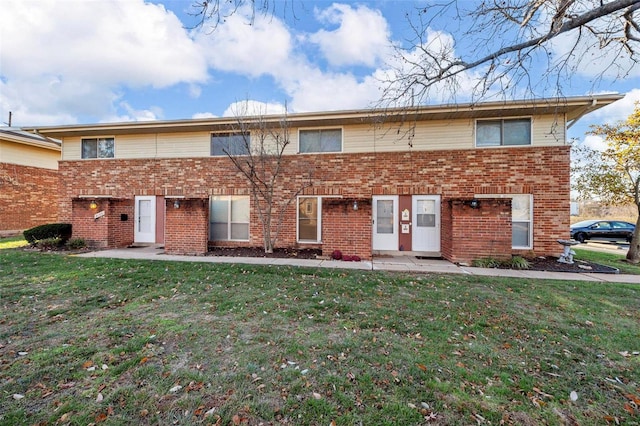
[469,199,480,209]
[173,199,181,209]
[89,200,98,210]
[353,200,358,211]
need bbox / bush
[36,237,64,250]
[510,256,530,270]
[23,223,72,244]
[66,238,87,250]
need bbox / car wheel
[575,233,587,243]
[628,235,633,243]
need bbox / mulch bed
[208,247,621,274]
[208,246,322,259]
[520,256,619,274]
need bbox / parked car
[570,220,635,243]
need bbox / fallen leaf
[59,412,71,423]
[82,360,94,369]
[312,392,322,399]
[96,393,104,402]
[626,393,640,405]
[624,403,635,415]
[416,363,427,372]
[140,409,149,417]
[139,357,149,365]
[169,385,182,393]
[95,412,108,423]
[570,391,578,401]
[12,394,24,400]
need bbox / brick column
[165,198,208,255]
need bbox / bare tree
[383,0,639,105]
[220,105,312,253]
[191,1,639,104]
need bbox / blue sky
[1,0,638,147]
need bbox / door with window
[412,195,440,252]
[372,196,398,250]
[134,196,156,243]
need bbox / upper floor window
[476,118,531,147]
[299,129,342,153]
[211,133,250,156]
[82,137,114,159]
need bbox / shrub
[36,237,64,250]
[510,256,530,270]
[24,223,72,244]
[331,250,342,260]
[66,238,87,250]
[472,257,501,268]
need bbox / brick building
[31,95,622,263]
[0,128,61,234]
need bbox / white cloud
[582,134,607,151]
[309,4,393,68]
[0,0,208,125]
[100,102,162,123]
[222,100,287,117]
[194,6,294,78]
[192,112,218,119]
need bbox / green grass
[1,249,639,425]
[575,247,640,275]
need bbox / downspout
[567,99,597,129]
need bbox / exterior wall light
[89,201,98,210]
[353,200,358,211]
[469,199,480,209]
[173,199,181,209]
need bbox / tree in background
[572,104,640,262]
[219,104,313,253]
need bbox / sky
[0,0,639,148]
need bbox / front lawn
[1,249,638,425]
[574,248,640,275]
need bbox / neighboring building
[30,95,621,263]
[0,128,61,234]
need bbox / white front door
[412,195,440,252]
[134,196,156,243]
[372,196,398,250]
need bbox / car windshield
[571,220,598,228]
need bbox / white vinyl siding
[0,141,60,170]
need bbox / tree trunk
[627,206,640,263]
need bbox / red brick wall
[0,162,59,231]
[445,199,512,264]
[322,199,372,260]
[71,199,109,248]
[58,145,570,260]
[165,198,208,255]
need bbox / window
[511,195,532,248]
[475,194,533,249]
[299,129,342,153]
[211,133,250,156]
[298,197,321,242]
[82,138,114,159]
[476,119,531,147]
[209,196,250,241]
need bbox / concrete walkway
[75,245,640,284]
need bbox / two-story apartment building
[31,95,622,263]
[0,127,61,234]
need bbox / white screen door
[372,196,398,250]
[134,196,156,243]
[412,195,440,252]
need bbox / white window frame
[81,137,115,159]
[211,132,250,156]
[474,194,533,249]
[297,196,322,243]
[475,118,532,147]
[298,128,343,154]
[209,195,250,241]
